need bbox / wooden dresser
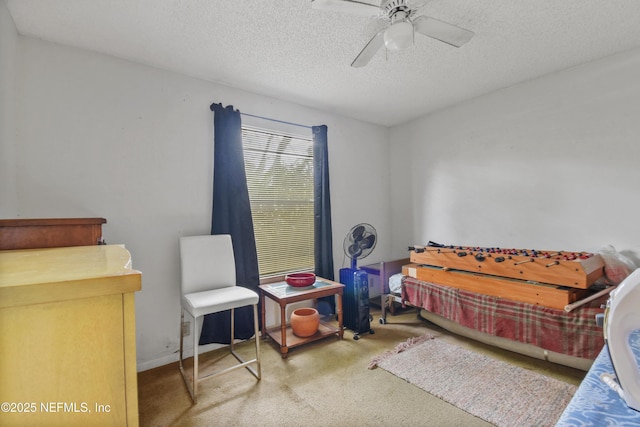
[0,245,141,426]
[0,218,107,250]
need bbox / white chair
[178,234,261,403]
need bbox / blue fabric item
[313,125,335,315]
[201,103,260,345]
[556,331,640,426]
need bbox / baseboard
[136,342,224,372]
[137,353,180,372]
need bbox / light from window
[242,125,314,278]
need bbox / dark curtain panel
[313,125,336,315]
[201,103,261,345]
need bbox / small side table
[259,278,344,358]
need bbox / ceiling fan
[311,0,474,67]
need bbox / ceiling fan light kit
[384,19,413,51]
[311,0,474,67]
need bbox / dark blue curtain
[201,103,261,345]
[313,125,336,315]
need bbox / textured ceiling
[6,0,640,126]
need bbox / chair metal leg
[179,309,184,368]
[253,304,262,379]
[227,305,261,380]
[178,308,198,403]
[230,307,235,352]
[179,305,262,404]
[192,315,199,402]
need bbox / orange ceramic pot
[290,308,320,337]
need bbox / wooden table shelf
[263,321,341,350]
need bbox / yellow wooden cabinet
[0,245,141,426]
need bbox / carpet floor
[137,306,585,426]
[370,334,577,427]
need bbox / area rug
[369,335,576,427]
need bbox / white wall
[8,12,640,371]
[390,48,640,265]
[8,36,390,370]
[0,1,17,214]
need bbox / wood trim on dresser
[0,217,107,250]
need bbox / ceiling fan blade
[351,28,385,68]
[413,16,474,47]
[311,0,380,17]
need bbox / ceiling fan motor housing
[382,0,417,21]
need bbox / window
[242,125,314,278]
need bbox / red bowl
[285,273,316,287]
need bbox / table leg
[336,292,344,340]
[279,302,288,358]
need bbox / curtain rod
[240,112,312,130]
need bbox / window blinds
[242,126,314,277]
